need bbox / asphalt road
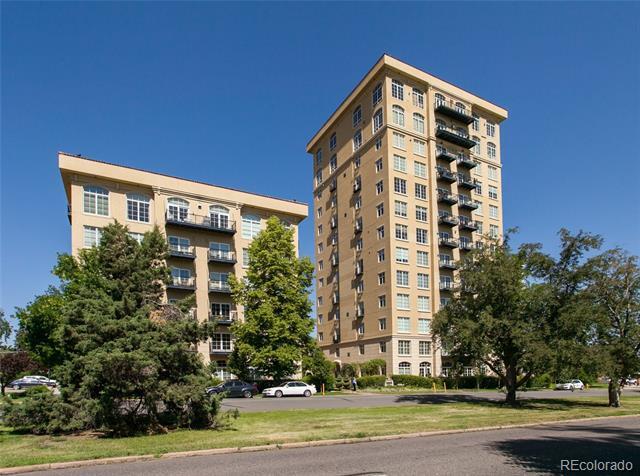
[220,388,640,413]
[27,416,640,475]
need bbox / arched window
[126,193,150,223]
[210,205,230,229]
[413,113,425,134]
[242,214,261,239]
[352,106,362,127]
[472,136,481,155]
[167,197,189,221]
[412,88,424,108]
[419,362,432,377]
[398,362,411,375]
[373,108,383,133]
[83,185,109,216]
[392,105,405,127]
[455,102,466,114]
[487,142,497,159]
[435,118,446,130]
[435,93,446,107]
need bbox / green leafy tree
[0,309,11,347]
[229,216,314,381]
[433,236,554,405]
[586,249,640,407]
[302,345,335,390]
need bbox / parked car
[262,381,317,398]
[555,379,584,391]
[10,375,58,390]
[206,380,258,398]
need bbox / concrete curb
[2,413,638,475]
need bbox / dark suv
[206,380,258,398]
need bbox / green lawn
[1,396,639,469]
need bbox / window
[210,205,230,229]
[490,224,499,238]
[473,160,482,175]
[393,154,407,172]
[211,302,231,318]
[379,342,387,353]
[413,139,426,156]
[486,121,495,137]
[329,155,337,173]
[417,273,429,289]
[317,224,323,236]
[358,344,365,354]
[172,267,192,285]
[419,362,432,377]
[417,295,430,312]
[373,108,383,132]
[329,133,337,151]
[210,242,231,260]
[416,206,428,222]
[209,271,229,288]
[353,106,362,127]
[379,318,387,330]
[211,333,232,352]
[416,228,428,244]
[487,142,496,159]
[413,113,425,134]
[354,156,361,168]
[356,238,363,251]
[373,82,383,105]
[377,249,385,262]
[418,319,431,335]
[376,180,384,195]
[489,205,499,219]
[315,148,323,167]
[472,137,481,155]
[169,236,190,253]
[126,193,150,222]
[317,296,323,306]
[392,105,405,127]
[391,79,404,100]
[395,200,408,217]
[395,224,408,241]
[488,185,499,200]
[392,131,406,149]
[378,272,386,285]
[417,250,429,267]
[376,203,384,217]
[397,294,410,310]
[475,181,483,196]
[242,214,261,239]
[129,232,144,244]
[377,226,385,239]
[415,183,427,200]
[83,185,109,216]
[435,93,446,107]
[317,207,323,218]
[83,226,102,247]
[488,165,498,180]
[414,161,427,178]
[396,247,409,263]
[472,113,480,132]
[354,196,361,210]
[394,177,407,195]
[315,170,323,187]
[318,260,323,271]
[396,270,409,287]
[398,361,411,374]
[375,136,382,150]
[375,158,383,172]
[318,332,323,342]
[353,129,363,151]
[378,295,386,308]
[412,88,424,108]
[398,319,410,333]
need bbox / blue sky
[2,2,639,328]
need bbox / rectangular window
[416,205,428,222]
[417,296,430,312]
[418,319,431,334]
[490,224,499,238]
[379,341,387,353]
[394,177,407,195]
[377,226,385,239]
[377,249,385,262]
[378,295,386,308]
[475,181,483,196]
[489,205,499,219]
[393,155,407,172]
[378,272,386,285]
[392,79,404,100]
[419,340,432,355]
[329,155,337,173]
[129,232,144,244]
[373,83,383,105]
[318,332,323,342]
[395,247,409,263]
[417,250,429,267]
[486,121,495,137]
[168,236,190,253]
[376,180,384,195]
[375,158,383,172]
[315,170,323,187]
[474,201,483,215]
[395,224,408,241]
[412,88,424,108]
[414,161,427,178]
[417,273,429,289]
[83,187,109,216]
[358,344,365,354]
[83,226,102,247]
[211,333,232,352]
[395,200,408,218]
[356,238,363,251]
[376,203,385,217]
[354,196,361,210]
[416,228,428,244]
[353,129,362,151]
[413,139,426,156]
[488,185,498,200]
[396,293,410,310]
[378,318,387,331]
[127,195,150,223]
[415,183,427,200]
[488,165,498,180]
[392,132,406,150]
[243,248,250,267]
[472,114,480,132]
[396,270,409,287]
[398,339,411,354]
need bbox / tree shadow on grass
[488,421,640,474]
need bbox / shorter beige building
[59,152,308,378]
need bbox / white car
[555,379,584,391]
[10,375,58,390]
[262,381,317,398]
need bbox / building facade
[307,55,507,377]
[59,152,308,379]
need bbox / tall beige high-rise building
[59,152,308,379]
[307,55,507,377]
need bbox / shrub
[359,359,386,376]
[356,376,386,388]
[391,375,434,388]
[334,377,352,390]
[529,373,554,388]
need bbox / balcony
[354,220,363,233]
[439,259,458,270]
[438,235,458,248]
[458,217,480,231]
[165,212,236,234]
[436,146,457,163]
[458,195,478,210]
[209,345,233,355]
[434,99,474,125]
[208,250,236,264]
[457,174,477,190]
[437,188,458,205]
[168,245,195,260]
[435,124,477,149]
[353,180,361,193]
[209,281,232,293]
[329,179,337,192]
[438,211,459,226]
[167,276,195,290]
[436,166,456,183]
[439,281,456,291]
[356,305,365,318]
[330,216,338,229]
[456,155,477,169]
[210,310,238,325]
[459,240,474,251]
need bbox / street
[220,388,639,413]
[26,416,640,475]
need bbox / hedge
[356,376,386,388]
[391,374,435,388]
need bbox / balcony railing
[436,146,457,163]
[439,281,456,291]
[456,155,477,169]
[209,344,233,354]
[165,212,236,234]
[458,217,480,231]
[458,195,478,210]
[168,276,195,289]
[209,281,232,293]
[459,240,474,251]
[354,220,363,233]
[209,310,238,325]
[457,174,477,190]
[437,188,458,204]
[329,179,337,191]
[436,166,457,183]
[435,124,477,149]
[208,250,236,264]
[434,99,475,125]
[168,245,195,259]
[438,236,458,248]
[438,212,459,226]
[439,259,458,270]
